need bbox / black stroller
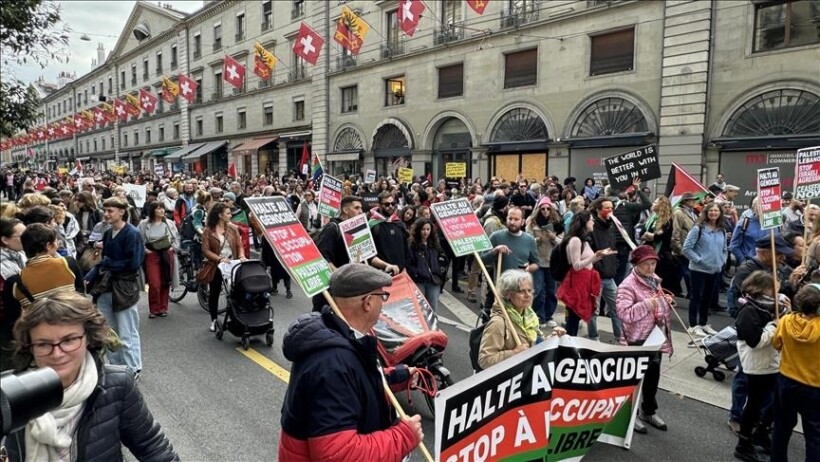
[214,260,275,350]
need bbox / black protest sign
[361,192,380,213]
[604,145,661,191]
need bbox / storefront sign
[719,151,795,212]
[603,145,660,191]
[339,213,377,263]
[757,167,782,230]
[365,169,377,184]
[430,198,492,257]
[435,332,662,461]
[245,196,331,297]
[398,167,414,184]
[445,162,467,178]
[794,146,820,200]
[317,175,344,218]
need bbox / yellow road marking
[236,347,290,383]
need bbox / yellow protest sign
[58,167,69,174]
[445,162,467,178]
[398,167,414,183]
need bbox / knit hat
[536,197,552,209]
[630,245,659,265]
[329,264,393,298]
[222,192,236,201]
[492,195,509,211]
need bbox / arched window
[570,97,648,137]
[373,124,409,150]
[489,108,548,142]
[723,89,820,137]
[333,127,364,151]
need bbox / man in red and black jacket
[279,264,423,461]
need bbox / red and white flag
[227,162,238,178]
[398,0,425,37]
[139,88,158,114]
[293,22,324,65]
[178,74,198,103]
[92,107,107,127]
[222,54,245,89]
[73,113,85,131]
[113,98,128,122]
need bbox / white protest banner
[365,169,377,184]
[339,213,377,263]
[122,183,147,208]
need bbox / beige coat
[478,304,534,370]
[671,207,696,256]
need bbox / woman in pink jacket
[616,245,675,434]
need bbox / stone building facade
[13,0,820,201]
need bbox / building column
[471,147,489,182]
[278,140,288,177]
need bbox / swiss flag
[466,0,489,15]
[113,98,128,122]
[46,124,57,140]
[139,88,158,114]
[92,107,107,127]
[398,0,425,37]
[222,54,245,89]
[178,74,198,103]
[293,22,324,65]
[73,113,84,131]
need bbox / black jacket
[612,190,651,248]
[735,299,774,348]
[370,221,410,271]
[4,356,178,462]
[407,242,443,284]
[590,215,618,279]
[315,218,349,269]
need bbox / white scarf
[25,351,98,462]
[0,247,26,279]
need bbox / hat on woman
[630,245,659,265]
[536,196,552,209]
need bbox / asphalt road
[129,279,806,461]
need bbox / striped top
[13,255,79,307]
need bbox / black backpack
[179,213,196,241]
[549,239,576,282]
[468,322,488,372]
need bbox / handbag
[146,222,173,251]
[196,231,227,283]
[79,247,102,272]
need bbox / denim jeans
[96,292,142,374]
[676,255,692,296]
[615,248,631,285]
[688,270,719,327]
[416,281,440,313]
[727,285,739,318]
[532,267,557,324]
[565,310,598,339]
[772,374,820,462]
[731,366,773,422]
[600,278,622,340]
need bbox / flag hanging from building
[92,106,107,127]
[125,93,142,118]
[466,0,489,15]
[333,6,369,55]
[60,118,74,137]
[113,98,129,122]
[73,113,85,131]
[223,54,246,89]
[293,22,325,65]
[178,74,197,104]
[253,42,277,79]
[139,88,158,113]
[81,110,95,130]
[309,152,324,191]
[161,76,179,103]
[101,102,116,124]
[664,163,710,207]
[398,0,425,36]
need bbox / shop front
[486,107,550,182]
[231,136,278,177]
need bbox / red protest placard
[757,167,782,230]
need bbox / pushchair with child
[214,260,275,350]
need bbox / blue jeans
[532,267,557,324]
[688,270,719,327]
[565,310,598,339]
[772,374,820,462]
[416,282,440,313]
[96,292,142,374]
[600,278,622,340]
[727,285,738,318]
[676,255,692,296]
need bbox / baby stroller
[694,325,739,382]
[372,273,452,416]
[214,260,274,350]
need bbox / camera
[1,368,63,437]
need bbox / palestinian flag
[367,209,401,228]
[344,220,371,247]
[665,162,710,207]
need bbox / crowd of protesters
[1,164,818,461]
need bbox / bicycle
[169,241,226,314]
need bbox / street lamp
[79,33,91,41]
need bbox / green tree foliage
[0,0,69,138]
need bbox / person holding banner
[682,203,728,337]
[616,245,674,434]
[279,264,423,461]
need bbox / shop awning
[232,136,278,156]
[326,150,361,162]
[149,146,182,157]
[711,134,820,152]
[166,143,205,161]
[76,156,91,162]
[182,140,227,161]
[563,132,654,148]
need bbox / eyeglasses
[362,292,390,302]
[28,334,85,357]
[380,202,395,207]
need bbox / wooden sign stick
[474,251,522,347]
[770,229,780,321]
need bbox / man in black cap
[279,264,423,461]
[671,192,699,297]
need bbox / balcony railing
[380,41,405,59]
[193,50,201,59]
[213,41,222,52]
[336,55,357,70]
[434,24,465,45]
[258,78,272,89]
[500,4,540,29]
[291,5,304,20]
[587,0,620,6]
[171,61,178,70]
[211,92,222,101]
[289,68,307,82]
[232,86,246,95]
[131,78,137,86]
[170,103,179,111]
[261,18,272,31]
[155,68,162,76]
[235,32,245,42]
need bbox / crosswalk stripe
[237,347,290,383]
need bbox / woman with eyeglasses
[478,270,564,370]
[6,291,179,461]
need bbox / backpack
[179,212,197,241]
[468,322,487,372]
[549,239,576,282]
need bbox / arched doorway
[487,107,549,183]
[432,117,472,181]
[715,88,820,211]
[372,122,412,177]
[328,126,364,177]
[565,95,653,190]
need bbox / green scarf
[503,301,541,344]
